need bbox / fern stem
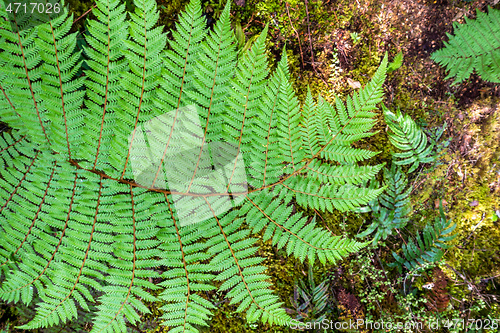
[165,193,192,331]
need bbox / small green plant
[285,265,331,330]
[384,105,436,173]
[387,51,403,73]
[431,7,500,84]
[390,203,457,273]
[350,32,361,45]
[357,164,412,245]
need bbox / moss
[442,98,500,278]
[156,0,191,35]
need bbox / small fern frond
[384,105,435,173]
[431,7,500,84]
[390,203,456,273]
[285,265,331,323]
[379,164,412,224]
[334,54,387,132]
[357,164,411,244]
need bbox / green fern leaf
[356,164,411,244]
[36,8,85,159]
[0,6,48,144]
[389,203,456,273]
[431,7,500,84]
[0,0,391,331]
[384,105,435,173]
[80,0,129,172]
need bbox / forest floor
[1,0,499,332]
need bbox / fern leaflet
[357,164,411,244]
[431,7,500,84]
[384,105,435,173]
[389,204,456,273]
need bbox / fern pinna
[356,164,412,245]
[431,6,500,84]
[0,0,388,331]
[389,203,456,274]
[383,105,435,173]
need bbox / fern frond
[242,189,367,267]
[0,154,94,327]
[357,164,411,244]
[109,0,167,180]
[306,160,384,185]
[224,25,269,153]
[90,185,161,333]
[286,265,331,323]
[384,105,435,173]
[431,7,500,84]
[247,49,296,187]
[301,88,321,158]
[280,54,388,213]
[283,176,384,213]
[144,0,207,192]
[316,57,387,163]
[390,204,456,273]
[155,0,206,112]
[205,209,291,326]
[379,164,412,224]
[156,193,216,332]
[0,4,48,144]
[185,0,236,144]
[80,0,129,172]
[275,51,305,174]
[36,8,85,159]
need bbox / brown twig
[304,0,330,87]
[73,4,97,25]
[313,208,338,236]
[284,1,304,68]
[304,0,314,68]
[242,11,255,31]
